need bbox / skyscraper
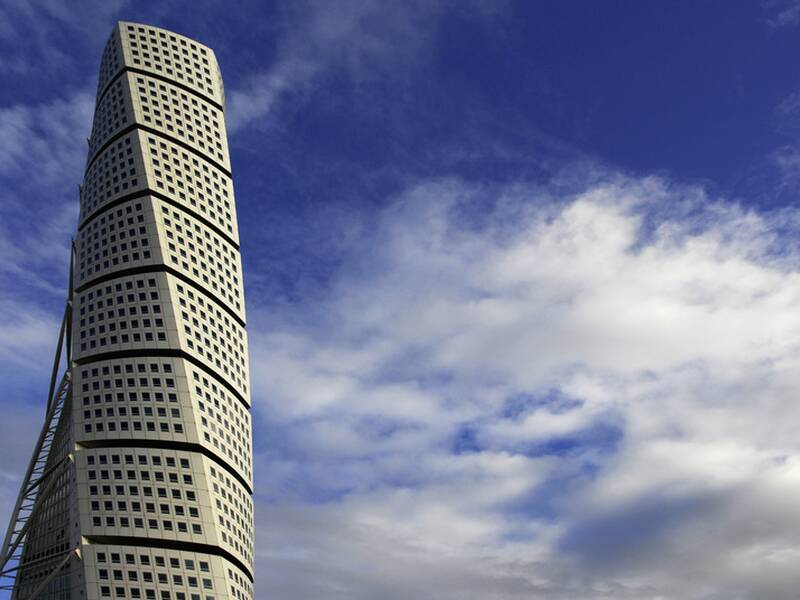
[1,22,253,600]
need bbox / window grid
[144,135,236,238]
[77,199,157,284]
[158,201,243,316]
[83,543,252,600]
[80,132,146,222]
[75,275,170,359]
[173,281,248,397]
[131,73,228,168]
[120,24,221,104]
[88,78,132,161]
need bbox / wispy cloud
[0,90,93,296]
[0,91,93,185]
[764,0,800,27]
[226,0,506,132]
[771,144,800,185]
[0,0,128,74]
[767,90,800,193]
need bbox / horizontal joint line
[97,66,223,112]
[83,535,253,582]
[74,263,246,328]
[74,349,249,410]
[77,438,252,494]
[78,188,239,251]
[85,124,231,180]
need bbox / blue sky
[4,1,800,598]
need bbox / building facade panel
[72,356,198,445]
[154,200,244,319]
[117,23,225,106]
[126,71,230,171]
[76,196,164,287]
[79,130,149,224]
[79,130,238,245]
[79,544,251,600]
[142,135,238,243]
[74,449,253,570]
[96,32,124,100]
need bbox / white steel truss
[0,247,79,599]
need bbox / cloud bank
[249,173,800,599]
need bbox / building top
[97,21,225,108]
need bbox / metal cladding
[2,22,253,600]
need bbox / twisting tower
[1,22,254,600]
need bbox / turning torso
[1,22,254,600]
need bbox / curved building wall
[70,21,253,600]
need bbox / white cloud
[249,172,800,598]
